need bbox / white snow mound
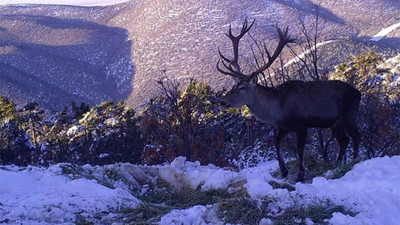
[157,156,400,225]
[0,164,140,224]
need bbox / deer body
[242,80,359,129]
[217,19,361,181]
[222,80,361,181]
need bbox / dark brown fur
[221,80,361,181]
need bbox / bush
[331,52,400,158]
[0,98,144,166]
[139,79,276,167]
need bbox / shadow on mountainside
[357,35,400,52]
[0,12,134,110]
[272,0,345,25]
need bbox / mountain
[1,0,399,110]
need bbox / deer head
[217,19,295,108]
[219,81,257,108]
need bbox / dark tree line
[0,98,144,166]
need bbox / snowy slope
[0,156,399,224]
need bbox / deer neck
[246,85,279,125]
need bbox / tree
[140,78,232,164]
[0,96,16,122]
[71,101,90,120]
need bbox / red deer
[217,19,361,181]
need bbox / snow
[158,156,239,191]
[0,164,140,224]
[157,156,400,225]
[158,157,281,198]
[370,22,400,41]
[1,156,399,224]
[159,205,221,225]
[66,125,85,136]
[0,0,130,7]
[284,40,338,68]
[297,157,400,224]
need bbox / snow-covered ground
[1,156,399,224]
[157,156,400,225]
[283,40,338,68]
[0,0,130,6]
[370,22,400,42]
[0,165,140,224]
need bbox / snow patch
[158,157,238,191]
[66,125,85,136]
[295,156,400,224]
[284,40,338,68]
[370,22,400,41]
[0,164,140,224]
[159,205,222,225]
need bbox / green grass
[141,187,229,209]
[329,158,362,179]
[217,196,264,225]
[121,186,230,224]
[120,204,172,225]
[269,181,295,191]
[59,164,118,189]
[272,201,357,225]
[59,164,94,180]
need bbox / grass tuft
[217,196,265,225]
[269,181,295,191]
[59,164,93,180]
[141,187,229,209]
[272,201,357,225]
[329,158,362,179]
[121,186,230,224]
[120,204,171,225]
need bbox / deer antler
[217,19,295,82]
[217,18,255,80]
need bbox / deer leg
[275,129,288,178]
[332,125,349,165]
[345,124,361,159]
[295,129,307,182]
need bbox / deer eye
[239,86,246,91]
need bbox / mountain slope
[1,0,399,109]
[0,5,133,109]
